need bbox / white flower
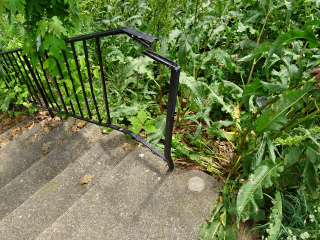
[309,214,315,223]
[300,232,310,239]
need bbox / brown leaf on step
[75,119,86,130]
[40,152,47,158]
[122,142,137,152]
[42,127,51,134]
[79,174,94,185]
[25,121,35,129]
[0,137,11,148]
[42,142,51,152]
[11,127,22,134]
[65,162,72,169]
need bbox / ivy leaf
[144,120,156,133]
[37,20,48,37]
[9,0,26,15]
[0,94,13,112]
[137,110,147,124]
[0,0,9,15]
[43,34,66,58]
[237,160,284,223]
[49,16,67,38]
[128,116,142,134]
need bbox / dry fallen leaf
[122,142,137,152]
[75,119,86,130]
[65,162,72,169]
[79,174,94,185]
[42,142,51,152]
[0,137,11,148]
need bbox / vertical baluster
[70,42,92,119]
[38,55,61,111]
[43,51,68,113]
[16,52,41,104]
[35,67,55,109]
[0,59,12,90]
[96,37,111,124]
[83,40,101,122]
[23,55,55,118]
[54,56,75,115]
[1,56,16,85]
[62,49,84,118]
[6,53,23,85]
[11,52,36,103]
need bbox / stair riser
[0,118,74,189]
[0,131,136,240]
[0,124,102,221]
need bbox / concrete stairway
[0,117,221,240]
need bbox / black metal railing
[0,27,180,169]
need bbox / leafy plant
[128,109,156,134]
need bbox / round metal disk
[188,176,205,192]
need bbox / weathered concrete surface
[0,123,102,221]
[0,117,74,189]
[36,147,221,240]
[120,169,221,240]
[0,131,136,240]
[36,146,169,240]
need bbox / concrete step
[36,147,221,240]
[0,131,137,240]
[0,123,103,221]
[118,169,221,239]
[0,117,33,140]
[36,146,168,240]
[0,120,41,157]
[0,117,74,189]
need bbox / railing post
[164,67,181,170]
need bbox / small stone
[188,177,205,192]
[139,153,145,158]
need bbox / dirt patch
[0,108,63,149]
[0,109,32,136]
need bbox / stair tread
[36,146,221,240]
[118,169,221,240]
[0,130,136,240]
[0,120,42,158]
[0,117,33,140]
[0,123,102,222]
[0,117,74,189]
[36,146,169,240]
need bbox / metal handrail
[0,27,180,169]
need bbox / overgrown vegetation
[1,0,320,238]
